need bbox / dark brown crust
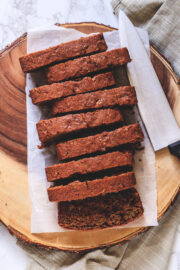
[30,72,115,105]
[52,86,137,115]
[47,172,136,202]
[19,33,107,73]
[45,151,133,182]
[56,123,143,160]
[58,188,143,230]
[36,108,123,143]
[46,48,131,83]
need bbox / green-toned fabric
[112,0,164,26]
[19,240,128,270]
[112,0,180,78]
[117,197,180,270]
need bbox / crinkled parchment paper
[26,26,157,233]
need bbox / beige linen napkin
[18,0,180,269]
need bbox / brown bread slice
[46,48,131,83]
[56,123,143,161]
[19,33,107,73]
[47,172,136,202]
[52,86,137,115]
[30,72,115,105]
[58,188,143,230]
[36,108,123,143]
[45,151,133,182]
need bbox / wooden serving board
[0,22,180,252]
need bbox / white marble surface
[0,0,117,269]
[0,224,27,270]
[0,0,118,50]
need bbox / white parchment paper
[26,26,157,233]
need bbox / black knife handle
[168,141,180,159]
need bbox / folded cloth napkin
[112,0,180,78]
[16,0,180,269]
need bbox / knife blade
[118,10,180,158]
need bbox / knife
[118,10,180,159]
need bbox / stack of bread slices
[20,33,144,230]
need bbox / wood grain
[0,22,180,252]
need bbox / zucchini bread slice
[37,108,123,143]
[58,188,143,230]
[52,86,137,115]
[20,33,107,73]
[56,123,143,161]
[45,151,133,182]
[47,171,136,202]
[46,48,131,83]
[30,72,115,105]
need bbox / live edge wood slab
[0,22,180,252]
